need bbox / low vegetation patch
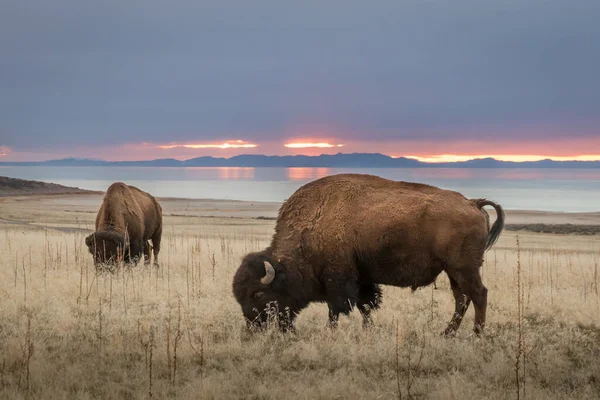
[0,176,99,197]
[506,223,600,235]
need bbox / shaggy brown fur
[232,173,505,335]
[85,182,162,268]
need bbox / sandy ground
[0,194,599,399]
[1,193,599,228]
[0,194,279,222]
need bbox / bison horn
[261,261,275,285]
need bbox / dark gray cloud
[1,0,599,150]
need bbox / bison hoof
[473,325,484,335]
[442,328,457,338]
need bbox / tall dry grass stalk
[167,242,171,300]
[188,324,204,391]
[149,326,155,398]
[209,252,217,282]
[138,321,150,370]
[5,227,12,252]
[515,235,524,400]
[166,305,172,383]
[395,320,402,400]
[77,238,83,303]
[22,258,27,307]
[593,246,599,298]
[0,358,6,392]
[20,314,33,391]
[97,296,103,350]
[14,251,18,288]
[172,299,184,386]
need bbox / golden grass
[1,212,599,399]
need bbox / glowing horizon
[2,141,600,163]
[404,154,600,163]
[158,140,258,150]
[284,142,344,149]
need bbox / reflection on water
[412,168,474,179]
[286,167,332,181]
[218,167,255,180]
[0,166,598,211]
[409,168,600,181]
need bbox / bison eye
[253,291,265,299]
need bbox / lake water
[1,166,599,212]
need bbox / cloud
[0,0,599,154]
[284,142,344,149]
[1,137,600,162]
[157,140,258,150]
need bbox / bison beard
[232,173,505,335]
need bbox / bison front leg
[326,304,340,329]
[443,275,471,336]
[324,273,359,329]
[357,283,382,328]
[127,239,144,266]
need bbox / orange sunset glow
[284,142,344,149]
[218,167,255,180]
[404,154,600,163]
[2,139,600,162]
[287,167,332,181]
[158,140,258,150]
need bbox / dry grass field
[0,195,599,399]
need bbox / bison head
[85,230,129,268]
[232,252,302,332]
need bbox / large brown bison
[232,173,505,335]
[85,182,162,268]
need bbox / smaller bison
[85,182,162,268]
[232,174,505,335]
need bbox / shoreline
[0,193,599,235]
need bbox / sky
[1,0,600,162]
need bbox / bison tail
[473,198,505,251]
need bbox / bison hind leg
[357,283,382,328]
[143,241,152,265]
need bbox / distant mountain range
[1,153,599,168]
